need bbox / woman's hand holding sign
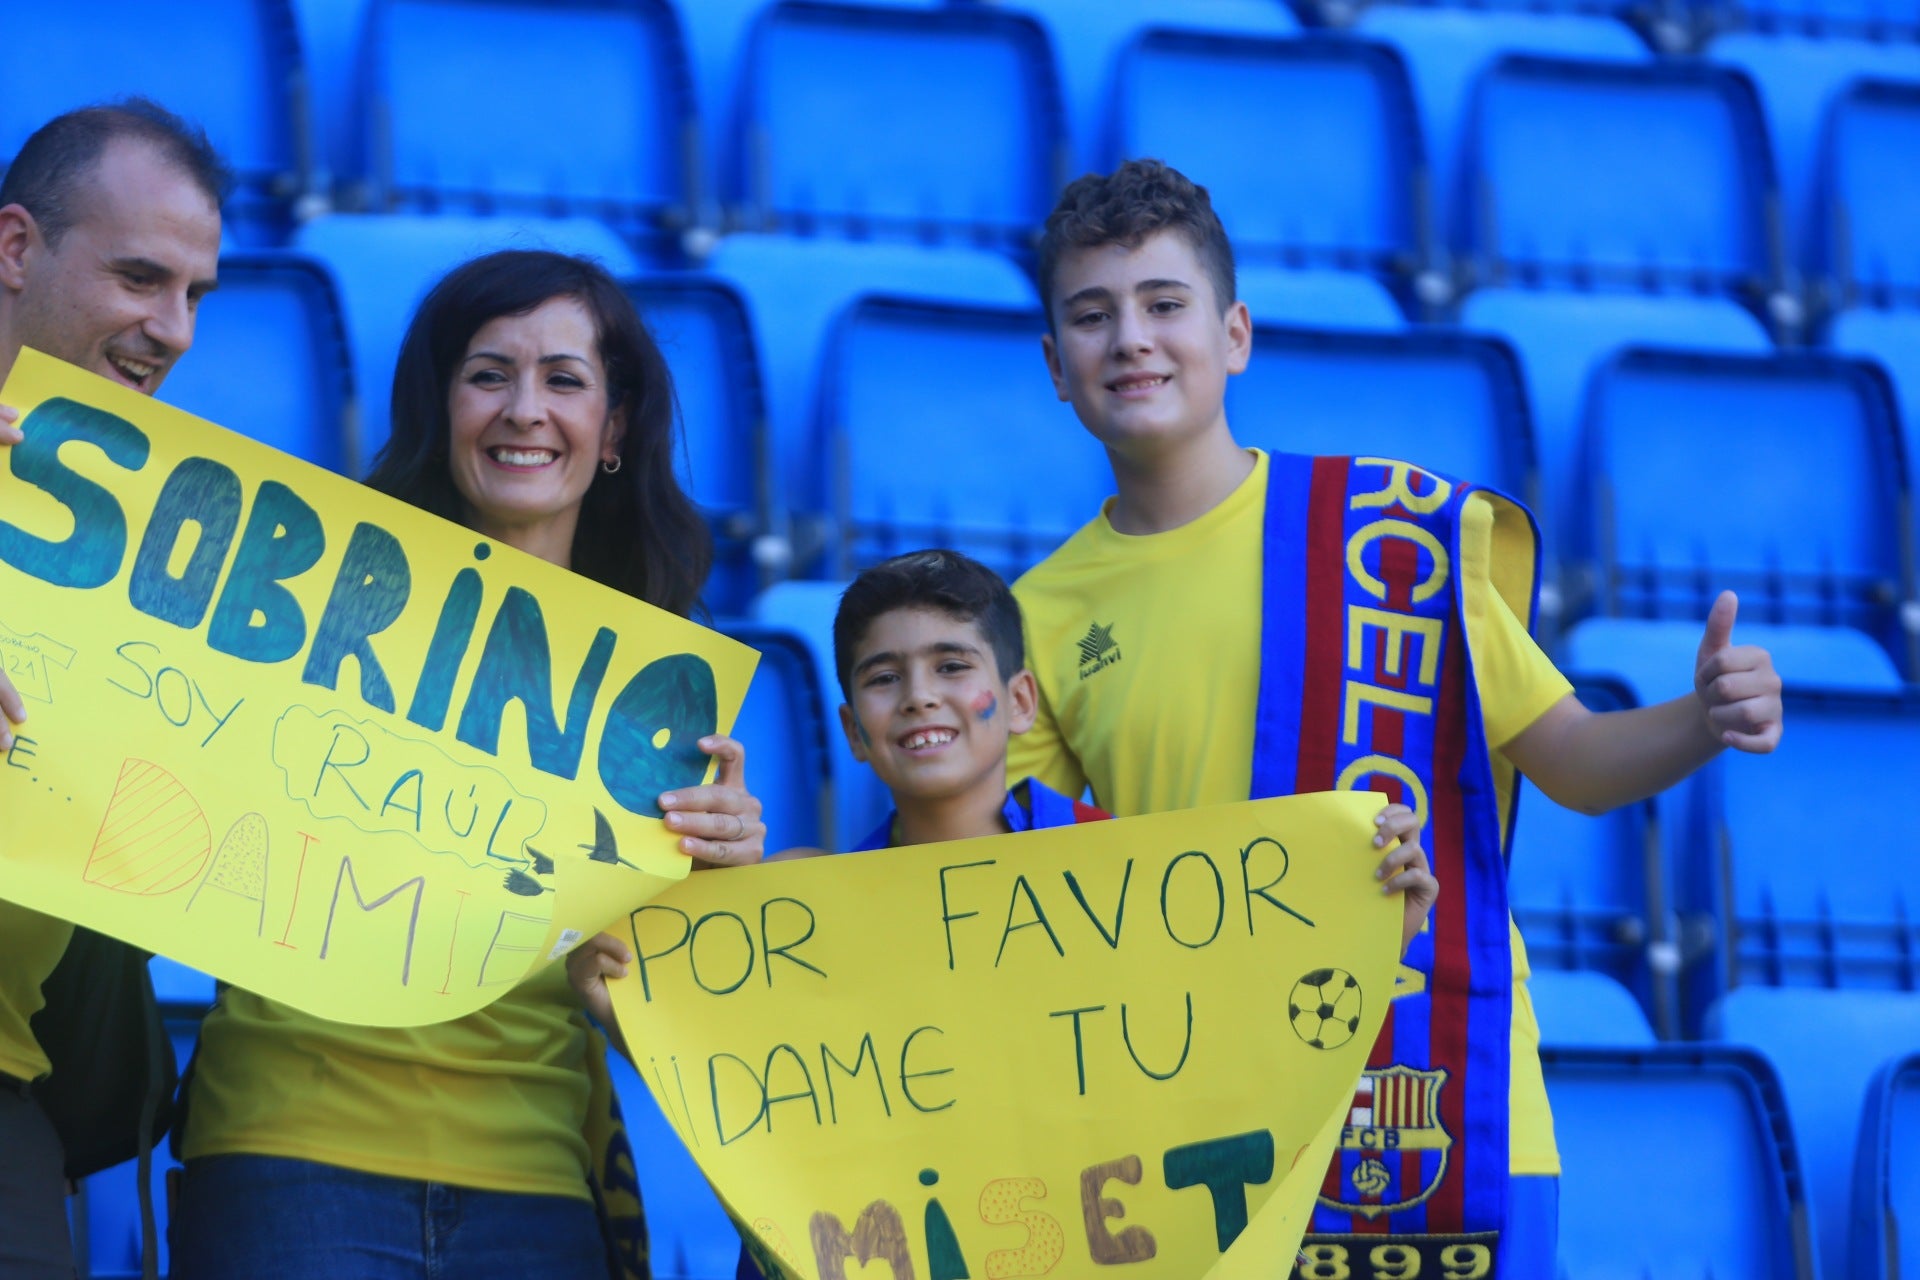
[1373,802,1438,955]
[660,734,766,867]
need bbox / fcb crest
[1320,1065,1452,1219]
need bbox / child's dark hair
[833,551,1025,700]
[1036,158,1236,325]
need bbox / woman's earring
[601,456,622,475]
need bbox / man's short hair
[833,550,1026,700]
[1036,158,1236,322]
[0,99,230,248]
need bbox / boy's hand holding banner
[608,790,1402,1280]
[0,349,759,1026]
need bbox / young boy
[1009,159,1783,1276]
[571,549,1441,1275]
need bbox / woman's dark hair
[366,249,711,617]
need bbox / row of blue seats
[8,0,1920,318]
[167,222,1920,680]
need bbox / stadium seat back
[1715,690,1920,991]
[1565,617,1905,699]
[1461,56,1781,299]
[160,253,355,474]
[1354,8,1648,252]
[628,276,767,611]
[1726,0,1920,38]
[1583,348,1910,655]
[295,213,641,468]
[1851,1052,1920,1280]
[606,1050,742,1278]
[735,2,1064,246]
[361,0,694,244]
[715,623,830,855]
[1546,1044,1816,1279]
[817,297,1106,581]
[3,0,308,244]
[1229,326,1535,500]
[1510,679,1669,1025]
[751,580,893,851]
[1238,268,1405,330]
[1111,32,1427,280]
[1527,969,1658,1046]
[1712,986,1920,1280]
[1459,290,1770,585]
[1820,78,1920,305]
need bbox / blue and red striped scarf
[1254,453,1539,1268]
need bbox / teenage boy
[1008,159,1782,1277]
[571,549,1441,1277]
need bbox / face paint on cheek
[971,691,998,722]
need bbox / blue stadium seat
[1711,986,1920,1280]
[627,276,769,613]
[813,297,1105,580]
[1565,616,1905,697]
[356,0,696,256]
[1007,0,1298,173]
[1814,77,1920,307]
[1829,306,1920,495]
[1527,968,1658,1046]
[1353,7,1649,266]
[1851,1051,1920,1280]
[294,213,641,467]
[1719,0,1920,40]
[1238,268,1405,330]
[1703,690,1920,995]
[1108,32,1433,305]
[148,957,218,1014]
[3,0,311,245]
[715,622,831,855]
[750,580,892,851]
[1581,348,1912,669]
[608,1049,739,1280]
[707,233,1039,548]
[1545,1043,1816,1279]
[1511,679,1673,1034]
[1712,34,1920,301]
[1459,55,1787,317]
[729,2,1064,248]
[160,252,355,473]
[1228,325,1534,498]
[1459,290,1771,611]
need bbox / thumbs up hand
[1693,591,1783,753]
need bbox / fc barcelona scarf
[1251,453,1541,1277]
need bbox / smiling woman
[165,250,766,1280]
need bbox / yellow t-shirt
[0,902,74,1081]
[1010,449,1571,1177]
[184,960,594,1199]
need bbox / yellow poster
[0,349,757,1026]
[609,791,1401,1280]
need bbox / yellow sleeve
[1458,494,1572,749]
[1006,669,1089,802]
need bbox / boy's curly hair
[1036,159,1236,323]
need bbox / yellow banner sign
[0,349,757,1026]
[610,791,1400,1280]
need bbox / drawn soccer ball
[1288,967,1363,1050]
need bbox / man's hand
[1374,803,1438,956]
[659,735,767,867]
[1694,591,1783,753]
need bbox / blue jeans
[168,1154,610,1280]
[1504,1174,1560,1279]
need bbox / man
[0,98,225,1279]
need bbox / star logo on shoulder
[1077,622,1122,680]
